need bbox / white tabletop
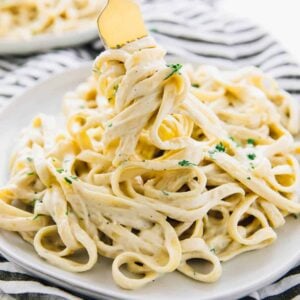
[220,0,300,63]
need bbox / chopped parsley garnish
[247,153,256,160]
[116,44,122,49]
[247,177,251,180]
[250,162,255,169]
[113,85,119,93]
[26,157,33,162]
[33,214,43,220]
[79,105,85,109]
[64,177,73,184]
[210,248,216,254]
[178,160,196,167]
[70,176,78,180]
[229,136,240,147]
[208,142,228,156]
[247,138,256,146]
[165,64,183,80]
[191,83,200,88]
[65,207,70,216]
[150,28,158,33]
[108,123,113,128]
[27,172,35,176]
[30,198,39,206]
[92,68,101,76]
[56,168,64,174]
[292,214,299,219]
[162,190,169,196]
[215,143,226,152]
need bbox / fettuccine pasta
[0,0,104,39]
[1,36,300,290]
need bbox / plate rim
[1,230,299,300]
[0,27,99,55]
[0,64,299,300]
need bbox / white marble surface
[220,0,300,63]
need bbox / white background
[220,0,300,62]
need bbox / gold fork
[97,0,148,49]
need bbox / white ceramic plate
[0,63,299,300]
[0,27,98,55]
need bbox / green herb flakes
[27,172,35,176]
[113,85,119,93]
[162,190,169,196]
[247,138,255,146]
[247,153,256,160]
[30,198,39,206]
[33,214,43,220]
[191,83,200,88]
[64,177,73,184]
[229,136,240,147]
[178,160,196,167]
[56,168,64,174]
[92,68,101,76]
[26,157,33,162]
[108,123,113,128]
[165,64,183,80]
[215,143,226,152]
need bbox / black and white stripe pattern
[0,255,80,299]
[0,0,300,299]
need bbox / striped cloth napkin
[0,0,299,299]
